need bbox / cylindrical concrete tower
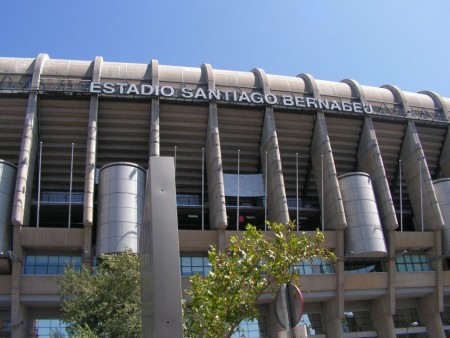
[339,172,387,258]
[96,162,146,255]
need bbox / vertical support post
[237,149,240,231]
[174,146,177,175]
[68,142,74,228]
[400,159,403,232]
[202,147,205,231]
[37,141,43,228]
[321,154,324,232]
[420,160,423,232]
[280,283,294,338]
[265,150,267,230]
[140,157,184,337]
[296,152,299,231]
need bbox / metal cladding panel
[339,172,387,258]
[101,62,150,82]
[159,65,202,85]
[96,162,145,255]
[316,80,353,102]
[41,59,92,78]
[0,160,16,257]
[433,178,450,255]
[223,173,264,197]
[267,75,306,96]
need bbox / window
[177,194,200,206]
[345,259,383,274]
[292,258,334,275]
[342,311,374,333]
[180,256,211,277]
[24,255,81,275]
[40,191,84,204]
[300,313,324,335]
[0,319,11,338]
[396,254,431,272]
[29,319,68,338]
[441,306,450,325]
[232,319,262,338]
[393,308,421,328]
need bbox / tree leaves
[57,251,142,338]
[183,222,335,338]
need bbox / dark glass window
[29,319,68,338]
[300,313,325,335]
[292,258,334,275]
[342,311,374,332]
[396,254,431,272]
[180,256,211,277]
[345,259,383,274]
[24,255,81,275]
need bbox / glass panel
[191,257,203,266]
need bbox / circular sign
[274,283,304,329]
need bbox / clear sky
[2,0,449,97]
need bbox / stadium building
[1,54,450,337]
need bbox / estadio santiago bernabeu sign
[90,82,374,114]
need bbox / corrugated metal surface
[97,100,150,169]
[160,103,207,194]
[39,98,89,191]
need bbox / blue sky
[2,0,450,97]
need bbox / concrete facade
[1,55,450,337]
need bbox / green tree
[57,251,141,338]
[183,222,335,338]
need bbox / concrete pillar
[321,297,343,338]
[400,121,445,231]
[253,68,289,224]
[11,53,48,227]
[417,293,445,338]
[140,157,183,337]
[371,296,396,338]
[10,53,48,338]
[82,56,102,266]
[357,117,398,230]
[201,63,227,229]
[310,112,346,230]
[260,105,289,224]
[150,59,160,157]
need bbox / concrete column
[428,229,444,314]
[201,64,227,229]
[11,53,48,338]
[82,56,102,266]
[253,68,289,224]
[357,117,398,230]
[370,229,396,338]
[150,59,160,157]
[260,106,289,224]
[321,297,344,338]
[371,296,396,338]
[400,121,445,231]
[417,293,445,338]
[140,157,183,337]
[310,112,346,230]
[11,53,48,227]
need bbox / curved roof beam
[298,73,320,100]
[201,63,215,91]
[381,84,410,116]
[150,59,159,86]
[419,90,449,121]
[341,79,368,107]
[251,68,270,95]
